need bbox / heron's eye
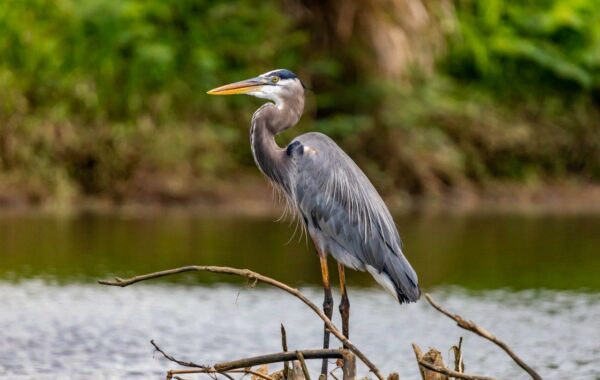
[271,76,280,84]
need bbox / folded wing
[288,132,420,303]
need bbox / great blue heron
[208,69,420,376]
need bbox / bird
[208,69,420,376]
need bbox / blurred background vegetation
[0,0,599,208]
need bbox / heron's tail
[368,253,420,304]
[387,253,420,303]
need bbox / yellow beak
[207,77,265,95]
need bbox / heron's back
[287,132,420,303]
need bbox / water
[0,212,599,379]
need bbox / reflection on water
[0,212,599,379]
[0,213,599,289]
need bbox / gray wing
[287,132,420,303]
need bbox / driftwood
[412,343,496,380]
[99,266,375,380]
[451,337,464,374]
[423,294,542,380]
[296,351,311,380]
[281,324,290,379]
[150,339,355,380]
[151,340,345,372]
[99,265,543,380]
[412,344,448,380]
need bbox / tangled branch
[412,343,496,380]
[99,265,384,380]
[151,339,347,380]
[424,294,542,380]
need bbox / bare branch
[329,368,341,380]
[412,343,427,380]
[281,324,290,379]
[152,340,207,368]
[153,339,343,373]
[152,339,343,380]
[219,372,236,380]
[418,360,496,380]
[412,344,494,380]
[341,350,356,380]
[231,368,273,380]
[450,337,464,374]
[424,294,542,380]
[214,350,344,371]
[167,368,213,380]
[296,351,311,380]
[99,266,385,380]
[167,368,275,380]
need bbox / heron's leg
[338,263,350,346]
[319,254,333,378]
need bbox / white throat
[248,78,297,109]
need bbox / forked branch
[151,340,207,369]
[424,294,542,380]
[418,361,495,380]
[412,343,496,380]
[152,339,343,380]
[99,266,384,380]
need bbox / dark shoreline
[1,180,599,217]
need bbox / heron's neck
[250,100,303,190]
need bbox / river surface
[0,212,599,379]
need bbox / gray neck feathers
[250,85,305,191]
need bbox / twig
[329,368,341,380]
[450,337,464,374]
[412,343,494,380]
[167,369,213,380]
[168,368,274,380]
[424,294,542,380]
[341,350,356,380]
[296,351,311,380]
[231,369,273,380]
[99,265,385,380]
[418,360,496,380]
[281,324,290,379]
[214,350,343,371]
[412,344,427,380]
[152,340,206,368]
[153,339,339,380]
[219,372,236,380]
[153,339,343,372]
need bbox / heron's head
[207,69,304,108]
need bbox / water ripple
[0,281,598,380]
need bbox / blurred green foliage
[0,0,307,200]
[0,0,305,119]
[0,0,598,205]
[431,0,600,184]
[352,0,600,193]
[445,0,600,94]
